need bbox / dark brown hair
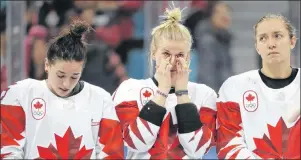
[47,19,91,64]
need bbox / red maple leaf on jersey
[1,105,25,146]
[149,113,186,159]
[246,94,255,102]
[36,127,93,159]
[115,101,153,150]
[253,118,300,159]
[34,101,43,110]
[1,152,12,159]
[143,90,152,98]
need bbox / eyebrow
[258,31,283,37]
[163,49,170,53]
[163,49,184,54]
[57,71,80,75]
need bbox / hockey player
[216,14,300,159]
[1,20,124,159]
[112,6,217,159]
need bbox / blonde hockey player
[112,6,217,159]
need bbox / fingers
[176,60,182,74]
[177,57,189,70]
[176,57,191,74]
[157,57,171,75]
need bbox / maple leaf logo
[149,113,186,159]
[34,101,43,110]
[253,118,300,159]
[143,90,152,98]
[1,105,26,147]
[246,94,255,102]
[36,127,93,159]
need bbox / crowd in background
[0,0,234,94]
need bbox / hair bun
[164,7,182,24]
[70,19,90,39]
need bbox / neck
[261,62,292,79]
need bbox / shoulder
[6,78,42,91]
[189,81,215,93]
[115,78,150,94]
[222,70,259,87]
[83,81,111,99]
[188,81,217,99]
[112,78,154,105]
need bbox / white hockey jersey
[1,79,124,159]
[113,78,217,159]
[216,69,300,159]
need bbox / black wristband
[175,90,188,96]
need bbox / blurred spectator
[81,43,128,94]
[184,1,220,48]
[38,0,73,28]
[25,25,48,80]
[194,1,233,92]
[1,31,7,92]
[1,7,7,92]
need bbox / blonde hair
[253,14,297,41]
[149,6,192,75]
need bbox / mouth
[170,70,177,72]
[268,52,280,55]
[59,88,69,92]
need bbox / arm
[96,92,124,159]
[176,88,217,158]
[216,77,256,159]
[1,83,26,159]
[113,80,166,152]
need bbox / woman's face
[255,18,297,65]
[45,59,84,97]
[153,38,190,85]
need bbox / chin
[56,90,70,97]
[267,58,284,64]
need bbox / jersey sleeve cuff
[139,100,167,126]
[175,103,203,133]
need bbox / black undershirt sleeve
[139,100,167,126]
[175,103,203,133]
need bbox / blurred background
[0,1,300,159]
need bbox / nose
[62,79,71,89]
[267,38,276,50]
[169,55,176,65]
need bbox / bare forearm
[177,95,190,104]
[152,87,169,107]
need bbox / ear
[44,58,49,73]
[290,36,297,50]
